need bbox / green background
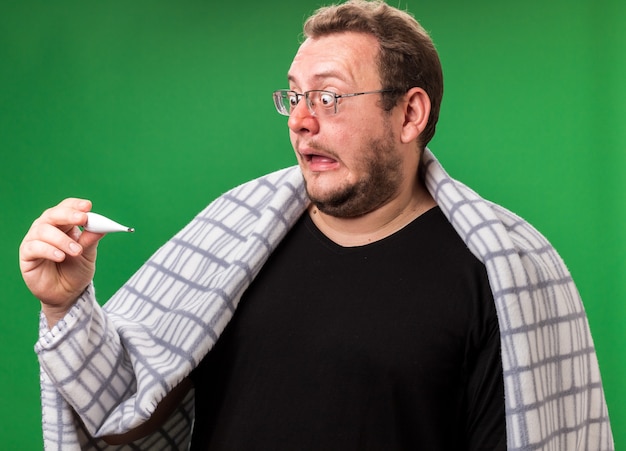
[1,0,624,448]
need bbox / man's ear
[400,87,431,144]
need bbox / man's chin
[305,185,367,218]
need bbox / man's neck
[307,183,437,247]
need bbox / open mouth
[306,154,337,164]
[297,143,340,171]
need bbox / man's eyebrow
[287,70,348,86]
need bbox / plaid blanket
[35,149,614,450]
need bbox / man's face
[286,32,409,218]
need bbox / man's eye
[288,95,299,107]
[320,93,335,107]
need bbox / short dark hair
[303,0,444,148]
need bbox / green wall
[1,1,623,448]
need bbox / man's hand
[19,198,105,327]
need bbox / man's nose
[287,99,320,135]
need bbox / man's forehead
[287,33,379,86]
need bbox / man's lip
[301,153,338,166]
[303,153,334,163]
[298,146,336,162]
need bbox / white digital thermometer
[84,212,135,233]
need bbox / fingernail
[53,250,64,259]
[69,242,81,254]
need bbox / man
[20,1,613,450]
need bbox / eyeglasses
[273,89,394,117]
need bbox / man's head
[281,0,441,220]
[303,0,443,148]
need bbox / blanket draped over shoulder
[35,150,614,450]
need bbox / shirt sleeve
[463,275,507,451]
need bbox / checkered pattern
[423,151,613,449]
[35,150,613,450]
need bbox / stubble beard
[305,129,404,218]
